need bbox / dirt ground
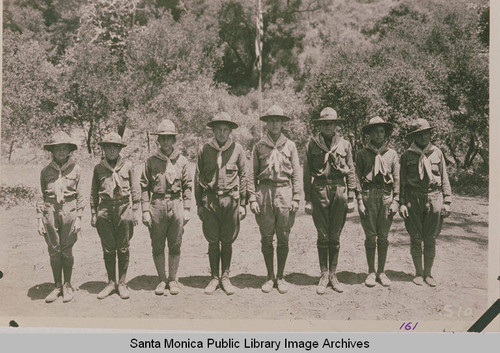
[0,164,489,327]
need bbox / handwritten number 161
[400,322,418,331]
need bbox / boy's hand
[73,216,82,234]
[250,201,260,215]
[37,218,46,236]
[305,201,313,215]
[183,208,191,226]
[239,206,247,220]
[399,205,409,220]
[347,197,355,213]
[358,200,367,217]
[290,201,299,213]
[142,211,152,228]
[133,209,139,226]
[388,201,399,216]
[441,204,451,218]
[91,213,97,228]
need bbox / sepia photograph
[0,0,494,333]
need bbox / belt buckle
[217,190,223,196]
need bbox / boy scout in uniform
[195,112,248,295]
[399,118,451,287]
[356,117,400,288]
[140,119,192,296]
[303,107,356,294]
[90,132,140,299]
[37,131,85,303]
[248,105,301,294]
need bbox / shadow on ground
[179,275,211,289]
[127,275,158,291]
[79,281,107,294]
[27,282,54,300]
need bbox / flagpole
[256,0,263,138]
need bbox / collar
[208,137,233,152]
[312,133,343,153]
[261,133,287,149]
[100,156,124,172]
[408,142,436,157]
[366,142,389,155]
[49,157,75,174]
[155,148,180,162]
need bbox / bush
[0,184,37,209]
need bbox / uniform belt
[99,198,130,205]
[406,185,440,194]
[258,180,290,187]
[44,195,76,204]
[152,192,181,200]
[312,178,345,187]
[361,182,392,191]
[205,188,237,196]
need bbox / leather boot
[276,246,289,280]
[364,239,376,274]
[261,242,275,280]
[220,242,233,279]
[117,250,130,299]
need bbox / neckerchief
[155,149,180,185]
[408,142,436,181]
[365,143,393,184]
[312,134,350,174]
[48,157,75,203]
[261,133,288,174]
[208,138,234,169]
[100,156,125,192]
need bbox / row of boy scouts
[36,105,451,303]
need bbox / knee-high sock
[364,239,376,273]
[276,246,289,279]
[208,243,220,278]
[152,250,167,282]
[317,247,328,274]
[117,250,129,284]
[261,242,274,280]
[50,255,63,286]
[328,245,340,274]
[168,252,181,281]
[377,238,389,274]
[220,243,232,278]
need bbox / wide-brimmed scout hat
[207,111,239,129]
[406,118,434,137]
[314,107,344,123]
[43,131,78,152]
[98,132,127,148]
[150,119,178,136]
[260,105,291,122]
[362,116,394,135]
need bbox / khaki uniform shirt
[355,144,400,202]
[194,139,248,207]
[90,157,141,213]
[304,134,356,202]
[248,133,302,203]
[399,144,452,205]
[37,158,85,217]
[140,149,192,212]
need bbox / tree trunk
[8,140,15,163]
[86,122,94,154]
[446,140,461,169]
[463,132,477,169]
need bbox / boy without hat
[399,119,451,287]
[140,119,192,296]
[303,107,356,294]
[195,112,248,295]
[248,105,302,294]
[37,131,85,303]
[90,132,140,300]
[355,117,400,288]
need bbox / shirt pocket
[429,154,441,176]
[152,173,166,194]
